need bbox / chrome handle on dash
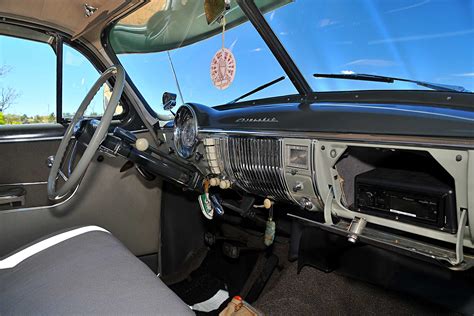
[347,217,367,243]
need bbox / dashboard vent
[219,137,291,201]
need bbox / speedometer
[181,119,197,148]
[174,105,198,159]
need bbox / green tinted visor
[109,0,291,54]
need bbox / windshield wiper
[313,73,470,93]
[228,76,286,104]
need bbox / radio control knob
[299,197,314,210]
[219,179,231,189]
[365,192,375,206]
[292,182,304,192]
[209,177,220,187]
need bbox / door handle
[0,186,26,207]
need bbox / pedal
[222,242,240,259]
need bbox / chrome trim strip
[310,140,324,209]
[0,181,47,186]
[199,129,474,149]
[0,129,149,144]
[0,184,80,214]
[0,136,63,143]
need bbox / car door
[0,23,162,264]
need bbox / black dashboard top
[187,99,474,138]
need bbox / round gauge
[174,105,198,158]
[181,119,197,148]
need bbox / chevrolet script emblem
[235,117,279,123]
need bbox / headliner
[0,0,145,41]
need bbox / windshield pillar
[236,0,312,97]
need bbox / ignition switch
[299,197,314,210]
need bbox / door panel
[0,131,162,257]
[0,136,61,209]
[0,140,59,210]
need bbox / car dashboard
[150,98,474,270]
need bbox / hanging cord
[221,15,226,51]
[166,51,185,105]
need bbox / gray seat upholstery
[0,226,192,315]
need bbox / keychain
[198,179,214,220]
[264,199,276,247]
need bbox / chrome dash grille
[218,137,290,201]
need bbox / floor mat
[169,248,260,313]
[170,272,227,306]
[255,262,458,315]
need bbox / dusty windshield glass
[265,0,473,92]
[111,0,297,115]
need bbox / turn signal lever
[113,127,161,155]
[103,128,204,191]
[113,127,137,144]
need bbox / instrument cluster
[173,105,199,159]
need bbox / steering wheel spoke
[67,139,79,177]
[58,169,69,182]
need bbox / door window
[0,35,56,125]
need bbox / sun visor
[110,0,292,54]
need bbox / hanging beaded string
[221,15,226,52]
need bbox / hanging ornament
[199,179,214,220]
[210,16,236,90]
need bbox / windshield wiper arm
[228,76,286,104]
[313,73,470,93]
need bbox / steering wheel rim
[47,65,125,200]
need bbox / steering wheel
[47,65,125,201]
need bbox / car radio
[354,168,457,233]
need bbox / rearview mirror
[162,92,177,111]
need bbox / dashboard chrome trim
[199,129,474,150]
[221,136,291,201]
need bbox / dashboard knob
[299,197,314,210]
[292,182,304,192]
[219,179,231,189]
[263,198,273,209]
[135,138,149,151]
[209,177,220,187]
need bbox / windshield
[265,0,474,92]
[111,0,473,114]
[111,0,297,115]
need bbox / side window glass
[0,35,56,125]
[62,45,124,119]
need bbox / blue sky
[119,0,473,116]
[0,0,473,117]
[0,37,104,116]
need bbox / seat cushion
[0,226,192,315]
